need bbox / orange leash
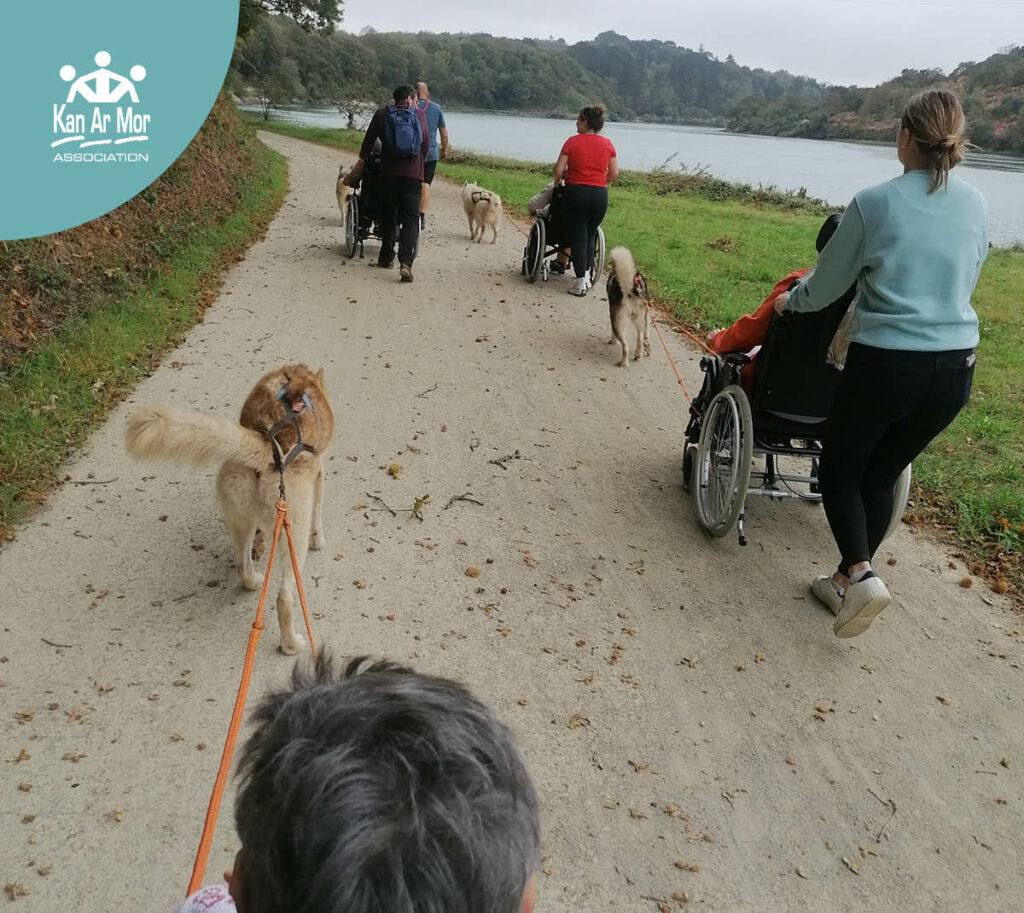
[186,499,317,896]
[646,299,720,405]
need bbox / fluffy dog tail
[610,246,636,292]
[125,406,270,470]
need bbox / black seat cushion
[751,283,855,428]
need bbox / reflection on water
[248,105,1024,246]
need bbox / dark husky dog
[606,247,651,367]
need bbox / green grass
[0,145,288,534]
[251,117,1024,593]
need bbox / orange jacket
[710,269,810,354]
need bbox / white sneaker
[810,575,844,616]
[833,575,891,638]
[568,277,588,297]
[583,274,593,290]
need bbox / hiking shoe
[833,575,891,638]
[549,259,568,275]
[400,264,414,283]
[568,277,588,297]
[375,258,395,269]
[810,575,844,617]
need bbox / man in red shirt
[359,86,430,282]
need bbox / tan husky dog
[460,181,502,244]
[125,365,334,654]
[336,163,352,225]
[606,247,651,367]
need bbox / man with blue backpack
[359,85,430,282]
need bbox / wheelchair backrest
[751,283,856,422]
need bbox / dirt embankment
[0,94,265,369]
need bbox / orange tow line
[186,498,317,897]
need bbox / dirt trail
[1,132,1021,912]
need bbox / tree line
[229,12,1024,155]
[727,47,1024,154]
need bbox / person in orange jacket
[705,214,842,393]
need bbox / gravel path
[1,132,1021,912]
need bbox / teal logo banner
[0,2,239,240]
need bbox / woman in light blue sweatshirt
[778,89,988,638]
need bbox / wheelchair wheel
[344,194,359,258]
[695,385,753,537]
[524,219,545,283]
[588,226,606,286]
[881,464,912,544]
[682,442,696,493]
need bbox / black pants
[562,184,608,278]
[818,343,975,576]
[378,176,421,267]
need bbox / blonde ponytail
[901,89,967,193]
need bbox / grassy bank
[253,118,1023,599]
[0,102,288,538]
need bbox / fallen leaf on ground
[465,566,481,578]
[796,866,809,879]
[7,748,30,763]
[387,463,401,478]
[629,808,647,820]
[18,782,31,792]
[841,856,862,875]
[5,882,28,900]
[62,752,85,763]
[14,709,34,723]
[105,809,123,823]
[672,890,691,903]
[36,865,51,878]
[937,695,952,706]
[675,860,700,872]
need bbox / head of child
[226,656,541,913]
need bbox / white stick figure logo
[60,51,146,104]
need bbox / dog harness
[263,385,316,472]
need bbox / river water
[252,105,1024,246]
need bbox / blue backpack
[384,105,422,158]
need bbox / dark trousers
[818,343,975,576]
[378,176,421,267]
[562,184,608,278]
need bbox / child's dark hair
[234,654,541,913]
[579,104,605,132]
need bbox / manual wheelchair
[521,185,606,286]
[343,147,419,262]
[682,290,911,547]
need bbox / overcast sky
[341,0,1021,87]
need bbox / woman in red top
[553,105,619,296]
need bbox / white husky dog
[460,181,502,244]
